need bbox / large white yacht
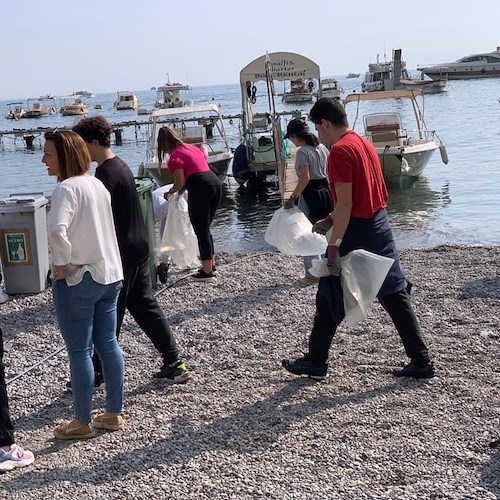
[418,47,500,80]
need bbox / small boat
[60,96,89,116]
[346,72,360,78]
[150,86,156,91]
[320,78,343,99]
[400,72,448,94]
[282,79,315,103]
[141,104,234,184]
[23,97,57,118]
[418,47,500,80]
[155,81,193,109]
[137,107,154,115]
[344,89,448,182]
[94,104,102,109]
[5,102,26,120]
[114,90,139,110]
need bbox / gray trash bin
[0,193,49,294]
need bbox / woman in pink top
[158,127,222,281]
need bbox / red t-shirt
[167,143,210,180]
[328,130,388,218]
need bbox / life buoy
[306,80,315,91]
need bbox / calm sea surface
[1,77,499,252]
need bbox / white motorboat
[5,102,26,120]
[282,79,315,103]
[60,96,89,116]
[234,51,321,186]
[155,82,193,109]
[346,72,360,79]
[418,47,500,80]
[114,91,139,110]
[344,89,448,182]
[23,97,57,118]
[140,104,233,185]
[320,78,343,99]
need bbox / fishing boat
[114,90,139,110]
[5,102,26,120]
[155,82,193,109]
[344,89,448,182]
[418,47,500,80]
[140,104,233,184]
[320,78,343,99]
[234,51,321,186]
[363,49,447,94]
[346,72,360,78]
[23,97,57,118]
[60,96,90,116]
[282,79,315,103]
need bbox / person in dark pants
[157,126,222,281]
[0,327,35,470]
[282,98,436,381]
[282,118,333,283]
[73,117,188,383]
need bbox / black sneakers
[192,270,215,281]
[393,362,437,380]
[153,361,190,383]
[66,372,105,392]
[282,356,328,381]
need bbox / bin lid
[0,193,48,213]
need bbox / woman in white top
[44,130,124,440]
[283,119,334,283]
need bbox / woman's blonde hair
[157,126,185,166]
[44,130,91,181]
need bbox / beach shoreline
[0,245,499,499]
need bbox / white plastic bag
[308,251,394,327]
[159,193,200,269]
[340,250,394,327]
[264,207,327,256]
[152,184,173,223]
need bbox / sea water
[0,77,499,252]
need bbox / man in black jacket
[73,117,188,384]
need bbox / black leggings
[186,171,222,261]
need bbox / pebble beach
[0,246,499,499]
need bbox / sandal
[53,420,96,440]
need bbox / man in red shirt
[282,98,436,381]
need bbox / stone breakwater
[0,246,499,499]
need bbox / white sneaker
[0,289,8,304]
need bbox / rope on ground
[6,251,275,385]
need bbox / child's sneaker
[0,444,35,472]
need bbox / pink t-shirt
[167,143,210,180]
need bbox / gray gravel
[0,246,499,499]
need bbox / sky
[1,0,499,100]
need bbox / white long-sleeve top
[47,175,123,286]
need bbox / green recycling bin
[135,178,157,287]
[0,193,49,294]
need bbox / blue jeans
[52,273,124,423]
